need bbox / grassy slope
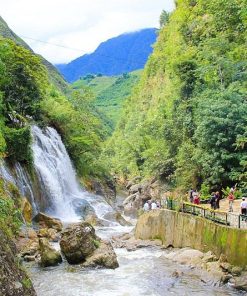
[72,70,142,129]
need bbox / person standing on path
[240,197,247,221]
[189,188,194,203]
[210,193,216,210]
[228,192,235,212]
[215,191,220,209]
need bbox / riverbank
[135,209,247,291]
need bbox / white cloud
[1,0,175,63]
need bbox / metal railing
[164,200,247,229]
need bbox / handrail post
[238,215,241,229]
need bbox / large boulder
[39,238,62,267]
[83,240,119,269]
[60,222,97,264]
[60,222,118,268]
[103,212,132,226]
[33,213,62,231]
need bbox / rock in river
[60,222,118,269]
[33,213,62,231]
[39,238,62,267]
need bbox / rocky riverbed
[21,222,245,296]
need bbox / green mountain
[56,28,156,82]
[105,0,247,191]
[0,16,68,92]
[72,70,142,130]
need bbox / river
[27,225,243,296]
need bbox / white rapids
[31,125,114,222]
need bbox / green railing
[163,200,247,229]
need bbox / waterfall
[31,125,114,222]
[14,163,38,215]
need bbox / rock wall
[0,230,36,296]
[135,210,247,267]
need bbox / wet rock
[33,213,62,231]
[202,251,217,263]
[19,228,37,240]
[60,222,118,268]
[83,240,119,269]
[232,272,247,291]
[103,211,132,226]
[37,228,60,242]
[129,184,142,195]
[21,198,32,223]
[231,266,242,276]
[39,238,62,267]
[219,262,232,272]
[20,240,39,257]
[60,222,98,264]
[221,274,233,284]
[23,255,37,262]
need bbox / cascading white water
[31,125,114,222]
[14,162,38,215]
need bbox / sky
[1,0,175,64]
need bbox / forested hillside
[56,28,156,82]
[0,16,68,92]
[72,71,141,130]
[0,27,107,180]
[105,0,247,191]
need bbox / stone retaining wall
[135,209,247,267]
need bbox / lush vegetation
[104,0,247,192]
[56,28,156,82]
[72,71,142,130]
[0,37,107,179]
[0,179,22,237]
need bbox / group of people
[143,200,161,211]
[189,185,247,217]
[209,191,221,210]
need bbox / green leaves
[105,0,247,192]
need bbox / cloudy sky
[1,0,175,64]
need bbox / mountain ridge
[56,28,157,82]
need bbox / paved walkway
[204,198,242,214]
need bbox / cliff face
[135,210,247,267]
[0,230,36,296]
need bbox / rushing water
[28,225,242,296]
[31,125,114,222]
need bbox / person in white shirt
[143,202,149,212]
[240,197,247,217]
[151,201,157,210]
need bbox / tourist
[148,200,152,210]
[156,200,161,209]
[240,197,247,221]
[193,192,200,205]
[215,191,220,209]
[143,201,149,212]
[151,200,157,210]
[228,192,235,212]
[210,193,216,210]
[230,185,237,193]
[188,188,194,203]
